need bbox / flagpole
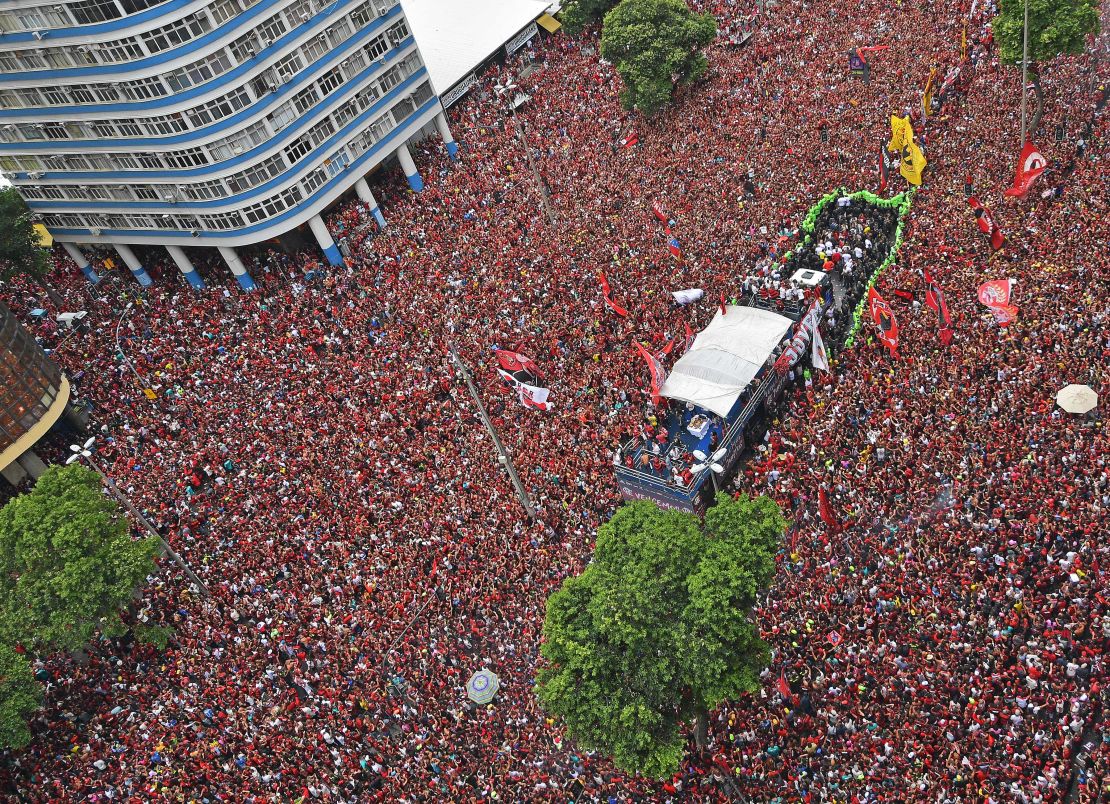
[1019,0,1030,144]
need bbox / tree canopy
[0,643,42,750]
[600,0,717,117]
[0,188,51,286]
[0,464,159,654]
[994,0,1100,64]
[558,0,618,33]
[536,493,785,778]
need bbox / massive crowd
[1,0,1108,799]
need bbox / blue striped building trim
[1,34,415,157]
[45,95,438,240]
[27,67,429,212]
[0,0,193,44]
[0,0,378,116]
[0,0,397,83]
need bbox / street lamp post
[68,437,209,597]
[114,302,151,396]
[495,81,557,228]
[447,346,537,520]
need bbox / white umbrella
[466,669,500,704]
[1056,384,1098,414]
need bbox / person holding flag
[923,268,954,345]
[868,287,899,356]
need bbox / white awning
[401,0,551,97]
[659,306,794,417]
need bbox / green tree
[536,493,785,778]
[0,188,63,306]
[559,0,618,33]
[600,0,716,117]
[0,644,42,750]
[0,464,159,653]
[994,0,1100,136]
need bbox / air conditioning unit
[27,170,43,178]
[267,83,277,93]
[164,195,176,203]
[300,12,310,21]
[89,227,102,236]
[264,38,273,47]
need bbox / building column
[217,247,255,291]
[394,144,424,192]
[113,244,153,287]
[62,243,100,284]
[354,178,386,229]
[308,215,343,266]
[16,450,48,480]
[165,245,205,289]
[435,111,459,161]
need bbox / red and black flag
[923,267,954,345]
[968,196,1005,250]
[868,287,899,356]
[878,142,889,192]
[620,130,639,149]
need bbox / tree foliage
[994,0,1100,64]
[600,0,717,116]
[559,0,618,33]
[0,465,158,654]
[536,493,786,778]
[0,644,42,750]
[0,188,50,285]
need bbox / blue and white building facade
[0,0,458,289]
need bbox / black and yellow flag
[922,67,938,119]
[900,140,927,185]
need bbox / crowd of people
[1,0,1108,799]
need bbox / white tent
[659,306,793,417]
[401,0,551,96]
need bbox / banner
[518,383,553,411]
[868,287,899,355]
[1003,141,1048,199]
[923,268,954,345]
[667,236,683,262]
[634,341,667,405]
[494,349,554,411]
[811,325,830,372]
[978,279,1019,325]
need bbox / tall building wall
[0,0,446,252]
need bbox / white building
[0,0,457,288]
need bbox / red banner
[868,287,899,356]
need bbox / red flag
[968,196,1005,250]
[878,142,889,192]
[660,337,675,355]
[683,320,696,352]
[494,348,540,378]
[923,267,954,345]
[620,130,639,149]
[868,287,899,355]
[634,341,667,405]
[1003,141,1048,199]
[818,488,842,534]
[651,200,668,223]
[719,293,727,316]
[599,271,629,317]
[777,671,792,700]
